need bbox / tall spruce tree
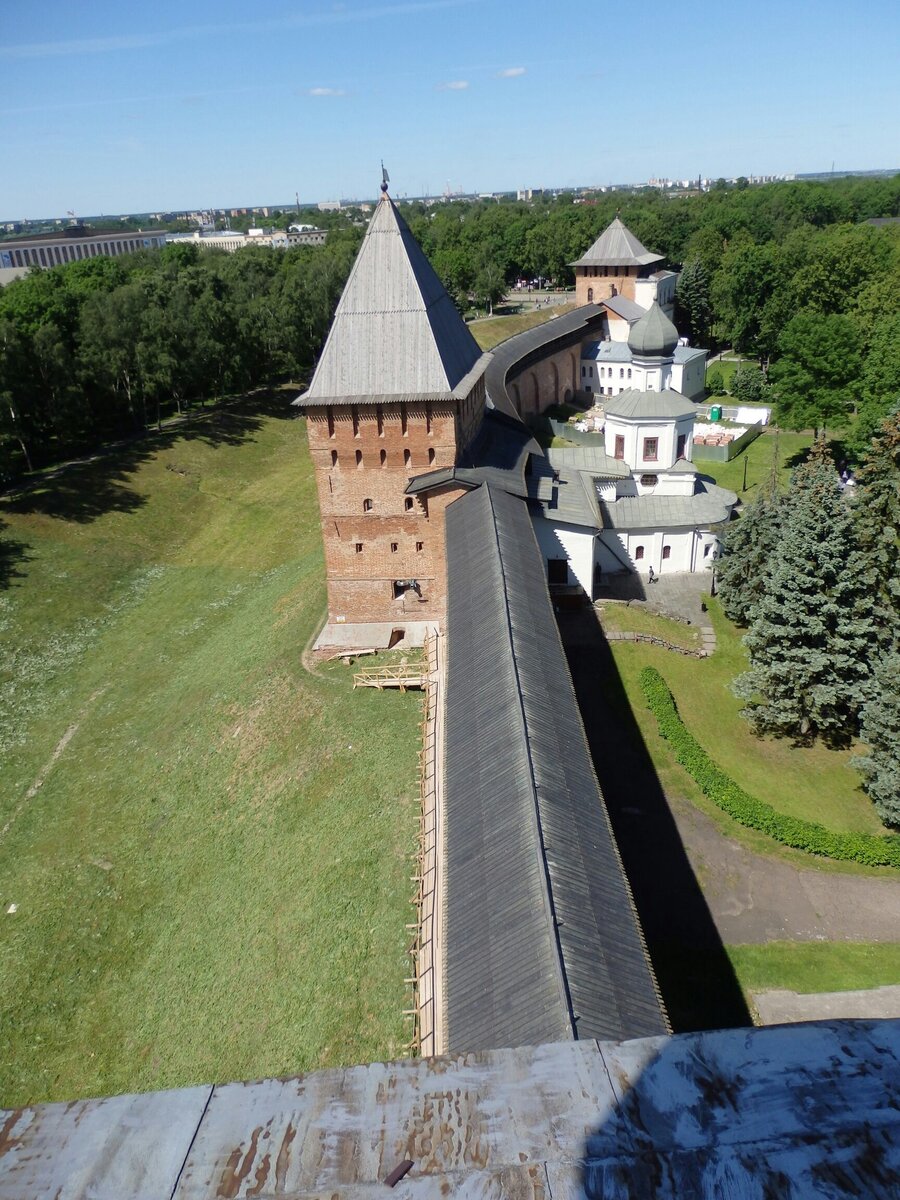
[734,449,881,745]
[716,485,787,627]
[853,651,900,828]
[853,409,900,625]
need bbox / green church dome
[627,302,679,359]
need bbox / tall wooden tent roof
[298,194,483,405]
[571,217,664,269]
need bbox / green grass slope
[0,394,420,1106]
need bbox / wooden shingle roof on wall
[443,484,668,1052]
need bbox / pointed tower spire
[300,195,482,402]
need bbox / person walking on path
[648,565,656,584]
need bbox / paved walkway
[596,571,718,653]
[671,797,900,944]
[753,985,900,1025]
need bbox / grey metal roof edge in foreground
[4,1023,900,1198]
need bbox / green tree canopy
[769,311,861,435]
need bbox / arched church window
[635,545,644,560]
[662,546,671,560]
[587,287,594,302]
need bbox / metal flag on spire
[381,161,390,194]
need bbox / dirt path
[1,686,108,843]
[670,797,900,944]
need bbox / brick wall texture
[308,383,483,626]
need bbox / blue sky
[2,0,898,218]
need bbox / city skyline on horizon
[3,0,899,219]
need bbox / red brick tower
[571,217,664,307]
[297,190,489,644]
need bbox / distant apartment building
[0,226,166,273]
[165,227,327,253]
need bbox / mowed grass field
[469,303,577,351]
[0,393,420,1106]
[607,599,890,856]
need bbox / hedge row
[639,666,900,869]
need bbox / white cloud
[305,87,347,97]
[437,80,469,91]
[498,66,526,78]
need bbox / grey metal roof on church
[604,388,698,420]
[599,479,738,530]
[297,195,483,404]
[443,483,668,1052]
[571,218,665,268]
[601,294,646,322]
[628,302,680,359]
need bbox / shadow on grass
[0,388,297,525]
[558,607,750,1032]
[0,518,31,589]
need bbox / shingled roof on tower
[298,194,484,404]
[570,217,665,269]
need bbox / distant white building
[570,217,707,400]
[0,226,166,283]
[580,305,707,401]
[529,304,736,587]
[165,227,327,253]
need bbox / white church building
[528,303,737,590]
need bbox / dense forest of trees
[1,174,899,479]
[0,232,361,478]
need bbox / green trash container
[710,404,722,422]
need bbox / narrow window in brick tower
[404,449,411,467]
[354,543,363,554]
[428,448,435,464]
[416,542,424,552]
[391,542,398,553]
[356,450,363,467]
[331,450,338,466]
[404,497,414,512]
[363,498,373,512]
[380,449,387,466]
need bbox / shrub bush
[639,666,900,869]
[705,367,725,395]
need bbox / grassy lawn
[597,602,702,651]
[728,942,900,996]
[705,358,759,393]
[0,392,420,1106]
[698,428,814,495]
[469,304,577,351]
[608,600,889,846]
